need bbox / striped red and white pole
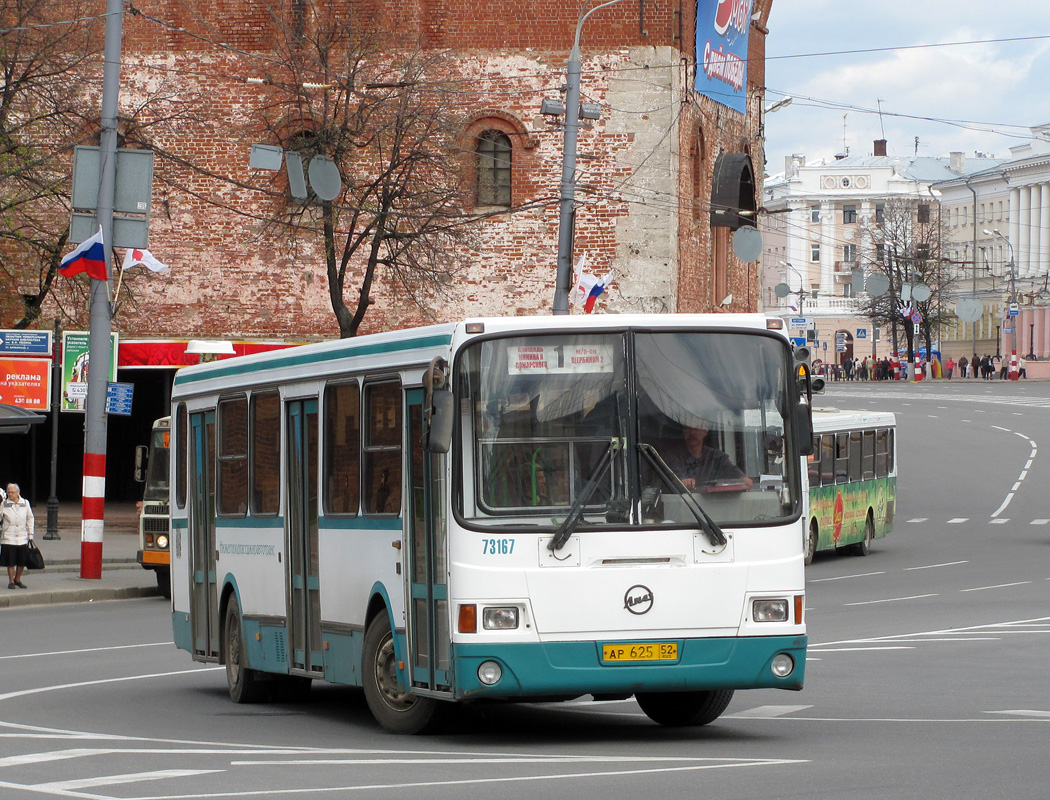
[1009,350,1019,380]
[80,451,105,579]
[892,357,900,380]
[914,356,924,381]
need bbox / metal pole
[81,0,124,579]
[44,318,61,540]
[553,0,629,314]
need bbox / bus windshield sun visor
[638,443,727,551]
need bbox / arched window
[475,130,512,207]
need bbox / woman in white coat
[1,483,35,589]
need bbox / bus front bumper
[452,635,806,699]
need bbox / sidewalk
[0,502,162,609]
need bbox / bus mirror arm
[426,390,455,454]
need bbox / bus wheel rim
[375,633,414,710]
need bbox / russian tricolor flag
[59,226,108,281]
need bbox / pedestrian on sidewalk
[1,483,34,589]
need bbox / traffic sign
[106,382,134,416]
[789,317,808,329]
[856,329,867,339]
[789,337,806,348]
[0,329,52,356]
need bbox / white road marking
[960,581,1032,593]
[808,571,884,583]
[725,705,812,718]
[946,518,968,524]
[0,642,170,662]
[907,518,928,523]
[989,516,1010,524]
[986,710,1050,718]
[810,646,915,652]
[31,769,222,792]
[904,561,968,571]
[1032,519,1050,525]
[845,594,937,606]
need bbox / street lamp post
[552,0,629,314]
[984,229,1019,379]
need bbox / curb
[0,584,161,609]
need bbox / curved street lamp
[984,228,1019,378]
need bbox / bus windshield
[143,427,171,501]
[456,329,799,530]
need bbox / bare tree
[241,2,476,337]
[857,197,954,362]
[0,0,101,328]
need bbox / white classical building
[936,125,1050,363]
[760,139,1004,365]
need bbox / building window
[915,243,930,260]
[810,205,820,223]
[875,203,885,224]
[917,203,931,224]
[475,130,512,207]
[811,243,821,262]
[843,244,857,262]
[843,204,857,224]
[876,243,885,263]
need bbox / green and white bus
[804,408,897,565]
[169,314,816,733]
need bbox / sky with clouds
[762,1,1050,175]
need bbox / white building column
[1009,186,1021,278]
[1040,184,1050,277]
[1018,185,1032,277]
[1027,185,1041,279]
[816,201,831,296]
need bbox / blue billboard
[695,0,753,114]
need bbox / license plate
[601,642,678,662]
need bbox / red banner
[0,357,52,411]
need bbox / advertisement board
[61,331,119,412]
[694,0,754,113]
[0,358,52,411]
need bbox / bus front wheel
[362,614,446,734]
[225,595,267,704]
[804,521,819,566]
[635,689,734,727]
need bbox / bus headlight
[753,599,788,622]
[482,607,519,630]
[771,653,795,678]
[156,534,169,550]
[478,661,503,685]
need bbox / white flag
[122,247,169,273]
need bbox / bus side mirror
[795,405,814,456]
[426,390,454,454]
[134,444,149,483]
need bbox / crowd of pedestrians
[818,352,1031,381]
[945,353,1028,379]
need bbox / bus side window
[809,435,821,484]
[862,429,876,480]
[364,381,402,515]
[324,381,361,515]
[250,391,280,515]
[218,396,249,516]
[848,431,862,482]
[821,434,835,486]
[835,433,849,484]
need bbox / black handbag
[25,540,45,571]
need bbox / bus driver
[665,419,753,491]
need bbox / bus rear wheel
[225,595,267,704]
[362,613,446,734]
[635,689,734,727]
[854,514,874,557]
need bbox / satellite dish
[774,282,791,298]
[955,298,983,323]
[911,283,932,303]
[731,226,763,262]
[308,155,343,201]
[865,273,890,297]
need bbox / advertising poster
[61,331,119,412]
[0,358,52,411]
[694,0,754,113]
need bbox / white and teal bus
[170,315,814,733]
[804,408,897,565]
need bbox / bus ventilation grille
[274,631,287,663]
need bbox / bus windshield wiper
[637,443,727,550]
[547,439,616,552]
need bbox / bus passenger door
[405,390,452,694]
[286,399,323,675]
[189,410,219,660]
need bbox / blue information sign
[0,329,52,356]
[106,382,134,416]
